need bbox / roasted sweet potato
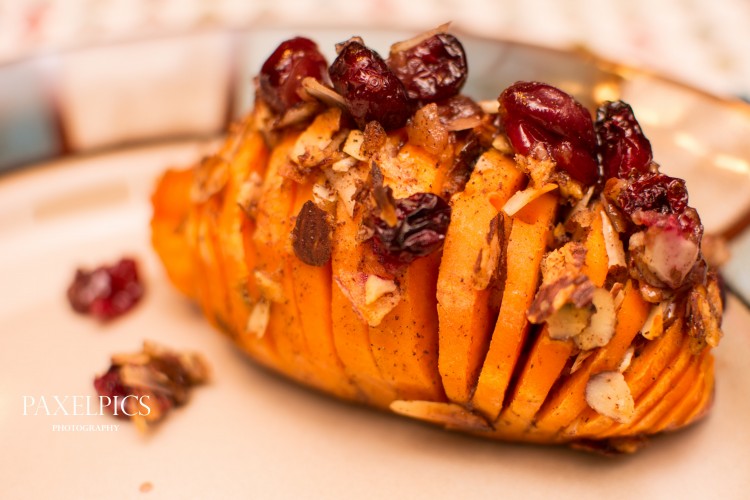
[150,29,724,452]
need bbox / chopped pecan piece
[686,274,723,354]
[528,243,594,323]
[292,200,333,266]
[94,341,210,431]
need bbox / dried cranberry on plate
[67,257,144,321]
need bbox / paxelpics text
[22,395,151,417]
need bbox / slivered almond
[312,179,337,212]
[565,186,595,222]
[301,77,347,108]
[342,130,367,161]
[502,183,558,217]
[618,346,635,373]
[389,22,452,53]
[246,299,270,338]
[479,100,500,114]
[335,272,401,327]
[445,116,483,131]
[600,210,627,270]
[547,305,591,340]
[365,275,398,305]
[585,371,635,424]
[332,156,358,172]
[640,302,665,340]
[390,400,492,432]
[575,288,617,350]
[490,134,512,154]
[570,350,594,375]
[290,107,343,167]
[324,165,365,217]
[237,171,264,218]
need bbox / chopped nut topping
[585,371,635,424]
[574,288,617,350]
[389,22,452,53]
[390,399,492,433]
[472,214,504,291]
[570,349,594,375]
[312,179,337,212]
[361,121,388,158]
[640,302,666,340]
[324,163,367,217]
[364,275,398,305]
[291,200,333,266]
[253,270,284,303]
[237,171,264,218]
[687,275,723,353]
[246,298,271,338]
[618,346,635,373]
[342,130,367,161]
[547,304,591,340]
[528,243,594,323]
[331,156,358,172]
[600,209,627,272]
[301,76,347,109]
[501,183,558,217]
[290,107,344,168]
[514,154,583,203]
[491,133,512,154]
[335,272,401,327]
[93,341,210,431]
[408,103,449,156]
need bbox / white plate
[2,33,750,499]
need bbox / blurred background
[1,0,750,171]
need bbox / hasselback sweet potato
[151,28,724,452]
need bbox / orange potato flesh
[532,279,650,437]
[437,150,527,404]
[150,168,196,297]
[287,179,358,400]
[674,354,715,429]
[331,200,399,408]
[251,133,315,384]
[567,315,686,438]
[652,352,712,433]
[621,350,706,437]
[589,328,694,438]
[215,129,268,338]
[492,203,609,431]
[470,191,557,419]
[369,251,445,401]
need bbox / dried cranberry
[618,172,688,216]
[329,40,411,130]
[67,258,144,321]
[499,81,599,185]
[259,37,329,113]
[387,33,467,102]
[372,192,451,264]
[596,100,653,179]
[93,366,129,403]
